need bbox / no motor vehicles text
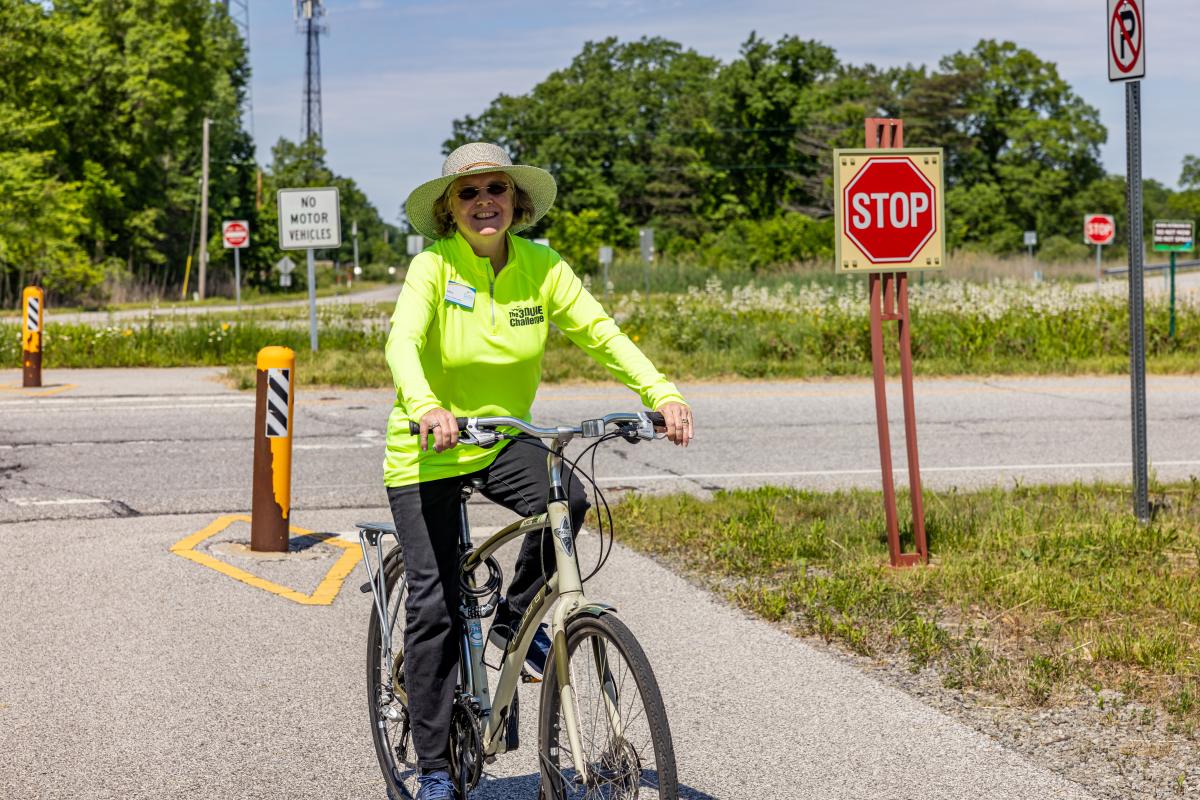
[287,228,334,242]
[850,192,930,229]
[289,211,330,224]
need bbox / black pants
[385,435,589,773]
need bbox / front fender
[567,601,617,621]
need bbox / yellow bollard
[251,346,296,552]
[22,286,44,388]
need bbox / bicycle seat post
[458,481,476,552]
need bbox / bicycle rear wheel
[366,549,420,799]
[538,614,678,800]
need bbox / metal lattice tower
[223,0,254,139]
[296,0,327,143]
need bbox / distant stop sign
[843,158,938,263]
[1084,214,1116,246]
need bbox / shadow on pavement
[469,771,720,799]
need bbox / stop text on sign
[833,148,946,273]
[850,191,931,230]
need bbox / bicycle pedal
[520,669,542,684]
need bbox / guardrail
[1103,258,1200,276]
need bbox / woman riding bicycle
[385,142,693,800]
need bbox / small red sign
[1084,214,1116,246]
[222,220,250,249]
[842,158,938,264]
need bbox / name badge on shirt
[445,280,476,309]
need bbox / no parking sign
[1108,0,1145,81]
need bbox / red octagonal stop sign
[843,158,938,264]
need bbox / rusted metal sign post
[251,346,295,552]
[833,120,944,566]
[21,286,44,388]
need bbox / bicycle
[356,411,678,800]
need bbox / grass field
[7,275,1199,386]
[612,482,1200,729]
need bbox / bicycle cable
[498,430,624,585]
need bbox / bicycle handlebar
[407,411,666,440]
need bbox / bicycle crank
[449,695,484,794]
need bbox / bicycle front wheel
[538,613,678,800]
[366,549,420,799]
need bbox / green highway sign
[1152,220,1194,253]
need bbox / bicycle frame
[359,427,630,782]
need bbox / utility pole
[198,116,211,301]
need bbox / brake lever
[461,417,500,449]
[635,411,657,441]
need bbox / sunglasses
[455,181,511,201]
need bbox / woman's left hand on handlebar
[656,401,693,447]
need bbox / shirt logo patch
[508,305,545,327]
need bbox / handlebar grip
[408,417,471,435]
[646,411,665,429]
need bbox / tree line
[0,0,398,308]
[5,4,1200,307]
[449,35,1200,273]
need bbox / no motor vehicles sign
[833,148,945,273]
[277,187,342,250]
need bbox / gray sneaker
[415,770,456,800]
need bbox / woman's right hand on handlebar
[419,407,459,453]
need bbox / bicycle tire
[366,549,420,800]
[538,614,678,800]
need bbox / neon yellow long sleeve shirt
[383,231,685,487]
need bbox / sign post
[277,187,342,351]
[834,122,945,566]
[1152,220,1194,338]
[1024,230,1040,281]
[351,220,360,289]
[638,227,655,299]
[222,220,250,310]
[1108,0,1148,522]
[598,245,614,306]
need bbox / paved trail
[1,367,1171,798]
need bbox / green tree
[899,40,1106,251]
[447,37,722,248]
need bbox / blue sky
[245,0,1200,225]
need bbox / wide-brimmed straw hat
[404,142,557,240]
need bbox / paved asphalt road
[7,366,1196,799]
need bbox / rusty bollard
[251,346,295,552]
[22,286,43,388]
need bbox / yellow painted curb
[170,514,362,606]
[0,383,78,397]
